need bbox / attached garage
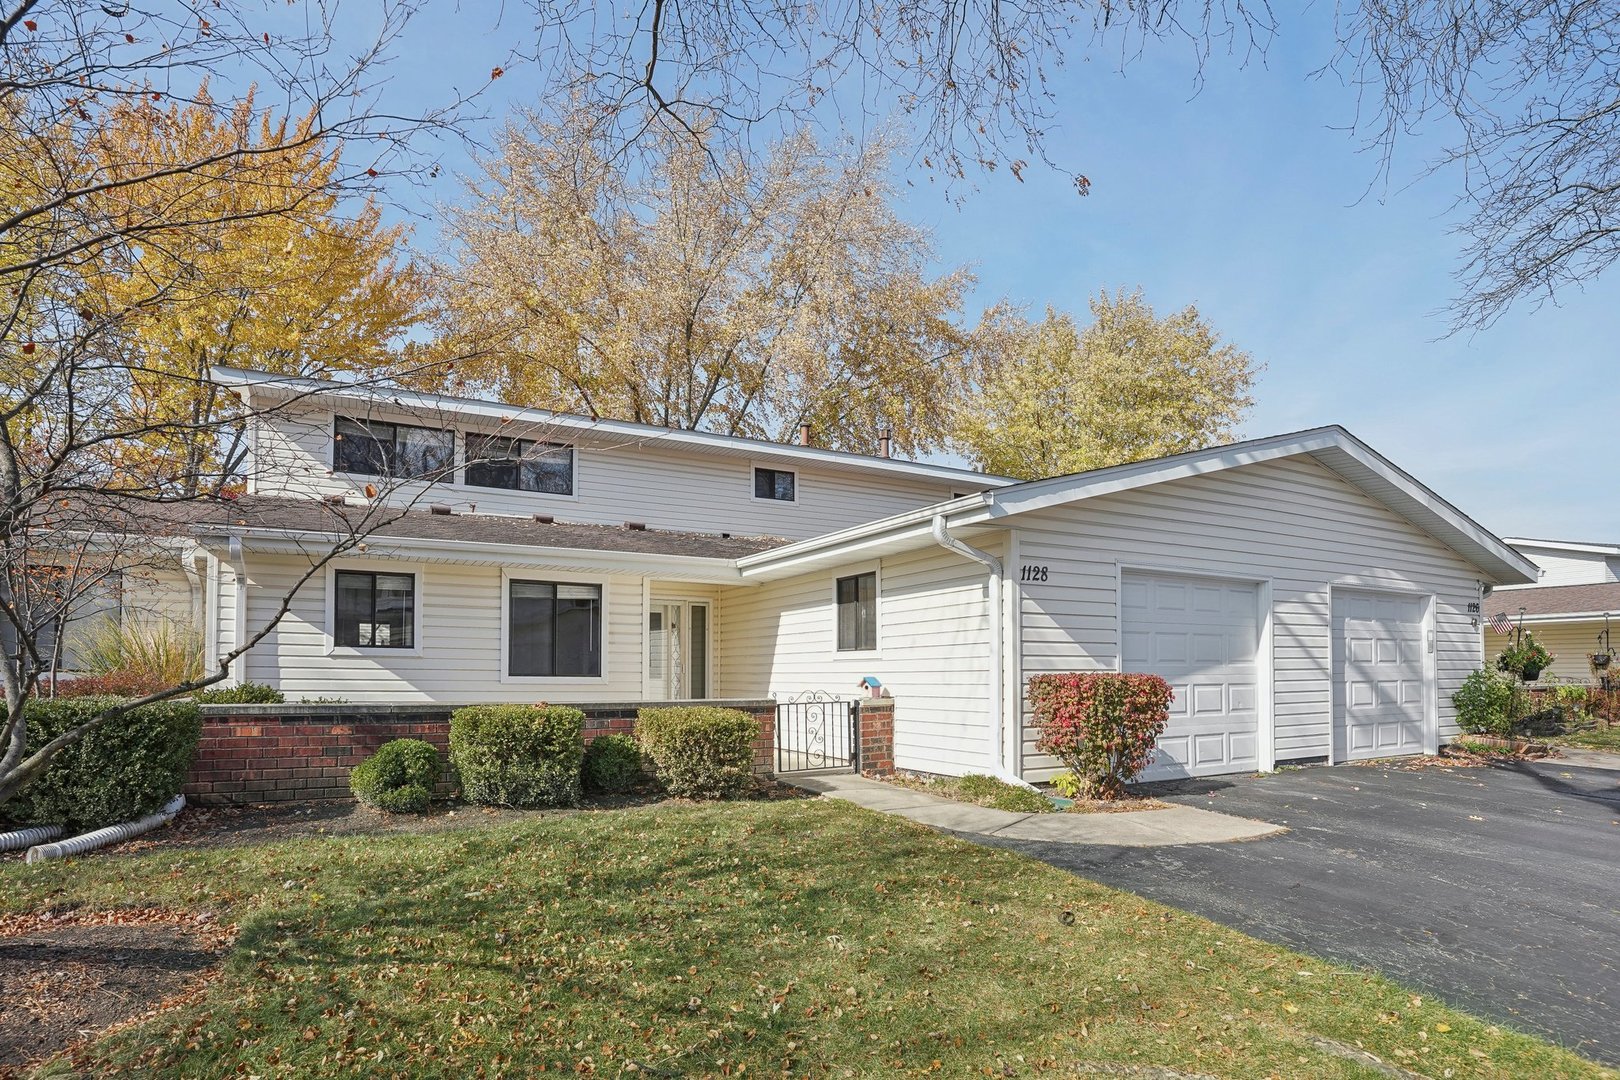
[1122,571,1263,780]
[729,426,1540,783]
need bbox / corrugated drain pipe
[930,515,1037,791]
[24,795,185,863]
[0,823,65,851]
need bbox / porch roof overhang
[737,426,1540,586]
[193,527,753,584]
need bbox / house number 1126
[1020,565,1050,583]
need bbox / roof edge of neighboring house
[1502,537,1620,556]
[209,364,1016,489]
[739,426,1540,586]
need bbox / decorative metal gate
[775,691,858,774]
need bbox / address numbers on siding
[1019,564,1050,583]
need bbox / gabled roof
[211,365,1014,490]
[739,426,1541,585]
[1484,582,1620,623]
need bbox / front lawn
[1552,725,1620,752]
[3,799,1609,1078]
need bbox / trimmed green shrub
[2,695,202,828]
[192,681,284,704]
[449,704,585,808]
[1029,673,1174,799]
[635,706,759,800]
[1453,667,1523,736]
[583,733,645,794]
[350,739,441,813]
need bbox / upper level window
[464,434,574,495]
[333,417,453,480]
[754,466,796,502]
[509,580,602,677]
[334,570,416,648]
[836,571,877,652]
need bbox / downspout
[227,535,248,687]
[931,516,1036,791]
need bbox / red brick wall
[186,701,778,805]
[856,698,896,777]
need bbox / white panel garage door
[1122,572,1260,780]
[1333,590,1428,761]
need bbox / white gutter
[930,515,1035,791]
[227,535,248,687]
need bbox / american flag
[1489,611,1515,635]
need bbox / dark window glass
[334,570,415,648]
[509,580,601,677]
[333,417,452,480]
[754,467,796,501]
[836,571,877,651]
[465,434,573,495]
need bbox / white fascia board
[1512,611,1620,625]
[192,527,751,584]
[210,365,1013,488]
[736,492,993,577]
[1502,537,1620,556]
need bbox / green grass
[3,799,1610,1078]
[1550,725,1620,752]
[933,772,1056,813]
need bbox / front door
[648,600,710,699]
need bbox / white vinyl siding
[235,554,648,703]
[247,406,983,540]
[717,540,1004,777]
[1014,456,1484,778]
[1500,546,1618,587]
[1483,622,1611,685]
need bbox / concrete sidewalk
[785,773,1283,846]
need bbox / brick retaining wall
[186,700,778,805]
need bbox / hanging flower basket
[1592,652,1613,671]
[1496,631,1554,683]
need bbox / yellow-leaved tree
[952,290,1260,480]
[432,109,1002,457]
[77,90,429,491]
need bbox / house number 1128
[1020,565,1050,583]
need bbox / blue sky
[358,5,1618,542]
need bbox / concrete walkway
[785,773,1283,846]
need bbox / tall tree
[80,90,430,491]
[0,0,470,806]
[435,111,999,457]
[952,290,1258,480]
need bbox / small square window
[509,580,602,677]
[334,570,415,648]
[836,571,877,652]
[754,467,796,502]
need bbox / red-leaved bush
[42,669,171,699]
[1029,673,1174,799]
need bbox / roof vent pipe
[878,428,892,459]
[930,515,1036,791]
[798,422,812,446]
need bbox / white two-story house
[124,365,1537,782]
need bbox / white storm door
[648,601,710,700]
[1122,571,1262,780]
[1333,590,1427,761]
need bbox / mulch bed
[0,908,235,1077]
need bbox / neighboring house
[1482,539,1620,685]
[112,366,1538,783]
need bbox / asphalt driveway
[984,757,1620,1066]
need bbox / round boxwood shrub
[350,738,441,813]
[583,733,644,794]
[3,695,202,829]
[635,706,760,800]
[449,704,585,808]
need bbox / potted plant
[1592,652,1613,671]
[1496,632,1554,683]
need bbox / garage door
[1122,571,1260,780]
[1333,590,1427,761]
